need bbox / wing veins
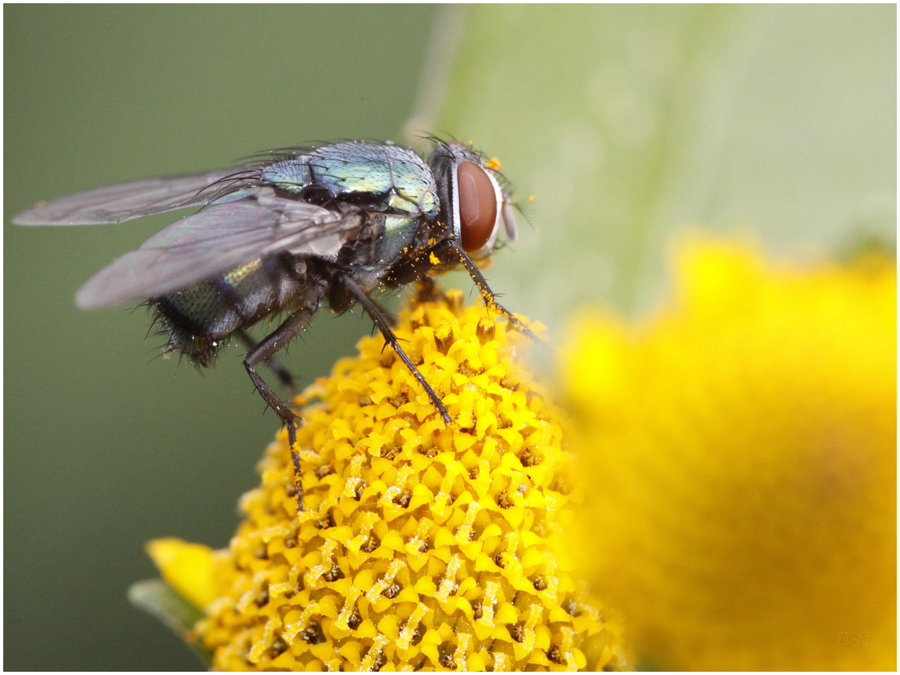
[75,196,365,308]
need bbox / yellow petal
[145,538,219,610]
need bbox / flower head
[563,239,896,670]
[152,289,626,670]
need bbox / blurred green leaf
[417,5,895,326]
[128,580,212,666]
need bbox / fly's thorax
[153,256,323,365]
[373,215,421,266]
[260,142,439,220]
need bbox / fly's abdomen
[153,257,305,365]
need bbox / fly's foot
[490,302,544,344]
[282,414,305,512]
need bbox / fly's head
[427,140,518,262]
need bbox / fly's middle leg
[338,273,452,425]
[243,306,317,512]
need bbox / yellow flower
[149,289,626,671]
[562,238,896,670]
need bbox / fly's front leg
[434,239,541,342]
[244,307,317,512]
[338,273,452,425]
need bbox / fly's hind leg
[236,329,296,393]
[244,307,317,512]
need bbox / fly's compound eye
[457,160,500,252]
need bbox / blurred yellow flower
[150,289,626,670]
[562,238,896,670]
[146,538,221,611]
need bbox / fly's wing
[75,190,365,308]
[12,167,257,225]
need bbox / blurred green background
[5,5,894,670]
[4,5,439,670]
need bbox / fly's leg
[236,329,296,393]
[338,273,452,424]
[244,307,317,512]
[434,239,541,342]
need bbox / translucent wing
[75,190,364,308]
[12,167,257,225]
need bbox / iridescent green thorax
[261,142,439,219]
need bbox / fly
[13,139,529,508]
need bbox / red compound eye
[457,161,498,252]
